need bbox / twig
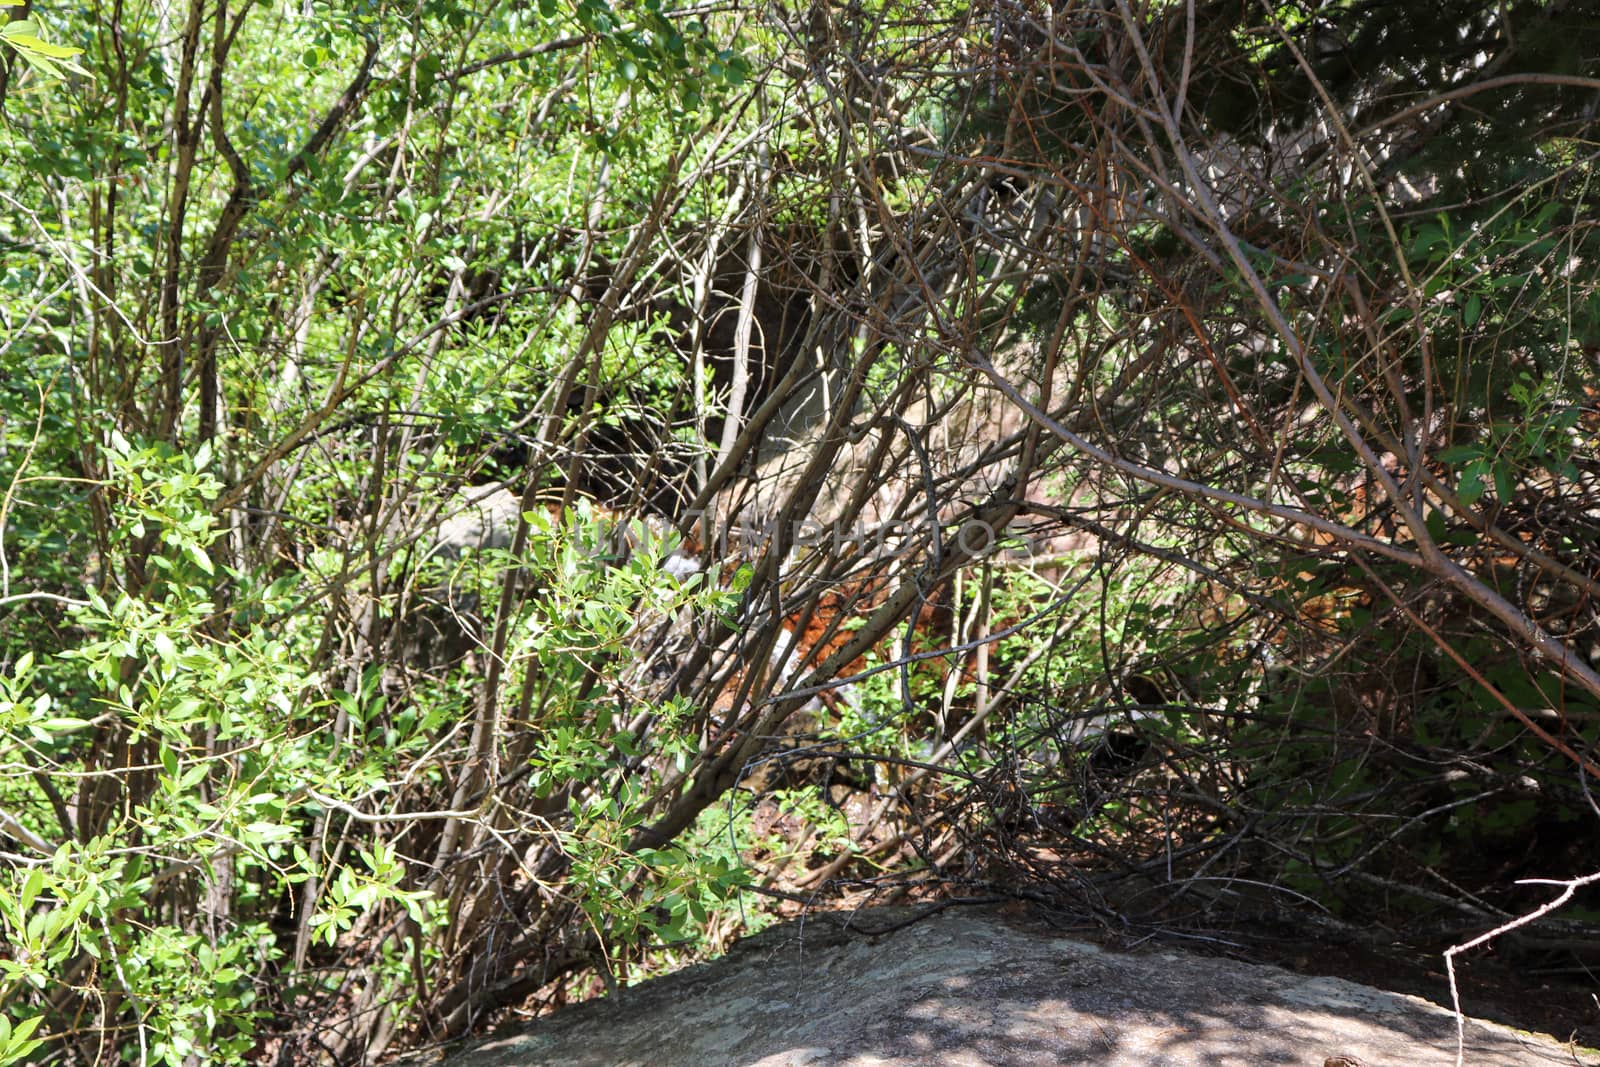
[1444,870,1600,1067]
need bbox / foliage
[0,0,82,79]
[0,0,1597,1060]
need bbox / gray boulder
[420,906,1592,1067]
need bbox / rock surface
[422,905,1593,1066]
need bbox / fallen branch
[1444,869,1600,1067]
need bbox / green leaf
[1425,508,1448,543]
[37,717,91,734]
[1458,461,1487,505]
[1493,461,1515,503]
[1408,225,1446,258]
[4,31,84,59]
[186,542,214,575]
[19,868,43,911]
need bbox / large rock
[423,906,1591,1066]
